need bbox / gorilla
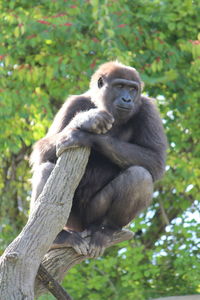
[30,61,167,257]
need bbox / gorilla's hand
[56,128,92,157]
[71,109,114,134]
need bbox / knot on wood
[5,252,19,262]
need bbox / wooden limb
[37,264,72,300]
[35,229,134,298]
[0,147,90,300]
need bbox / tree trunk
[0,147,90,300]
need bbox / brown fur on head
[90,61,144,90]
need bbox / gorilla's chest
[109,123,133,142]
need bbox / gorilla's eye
[116,84,124,89]
[98,77,104,88]
[130,87,136,92]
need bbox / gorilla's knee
[126,166,153,186]
[126,166,153,207]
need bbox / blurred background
[0,0,199,299]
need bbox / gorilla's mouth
[116,105,130,111]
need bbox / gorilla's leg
[30,162,55,212]
[85,166,153,257]
[31,162,89,255]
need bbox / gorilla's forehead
[90,61,141,86]
[106,67,138,82]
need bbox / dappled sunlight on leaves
[1,0,200,299]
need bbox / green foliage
[0,0,200,299]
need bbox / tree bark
[0,147,90,300]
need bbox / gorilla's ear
[97,77,104,88]
[141,81,145,91]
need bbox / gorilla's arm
[55,99,167,181]
[56,116,166,182]
[92,135,165,181]
[30,96,95,167]
[92,100,167,181]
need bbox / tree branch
[0,147,90,300]
[35,229,134,298]
[37,264,72,300]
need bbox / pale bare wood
[0,147,90,300]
